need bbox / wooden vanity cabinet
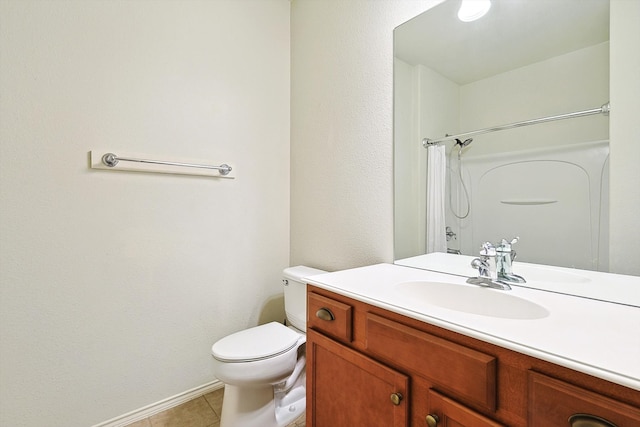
[306,286,640,427]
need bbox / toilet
[211,266,326,427]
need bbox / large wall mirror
[394,0,611,272]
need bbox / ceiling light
[458,0,491,22]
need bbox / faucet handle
[480,241,496,256]
[498,237,519,251]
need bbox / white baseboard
[91,380,224,427]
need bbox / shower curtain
[426,144,447,253]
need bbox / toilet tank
[283,266,327,331]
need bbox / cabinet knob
[569,414,618,427]
[426,414,439,427]
[315,308,335,321]
[390,392,403,405]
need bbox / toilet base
[219,384,278,427]
[274,378,306,426]
[219,379,306,427]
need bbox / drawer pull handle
[316,308,335,321]
[569,414,617,427]
[390,392,403,405]
[426,414,439,427]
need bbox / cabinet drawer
[528,371,640,427]
[366,313,496,411]
[308,292,353,342]
[427,389,504,427]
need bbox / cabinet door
[426,389,504,427]
[529,371,640,427]
[307,329,409,427]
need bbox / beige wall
[291,0,439,271]
[0,1,290,425]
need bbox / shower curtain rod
[422,102,610,147]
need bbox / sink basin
[396,281,550,319]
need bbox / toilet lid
[211,322,301,363]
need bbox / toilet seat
[212,322,302,363]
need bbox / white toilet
[211,266,326,427]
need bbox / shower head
[455,138,473,147]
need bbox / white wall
[291,0,440,270]
[393,58,422,259]
[0,1,290,426]
[609,0,640,276]
[394,60,459,259]
[459,42,609,156]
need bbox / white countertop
[305,263,640,391]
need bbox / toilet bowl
[211,266,326,427]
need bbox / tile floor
[124,387,305,427]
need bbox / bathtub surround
[1,0,639,426]
[452,141,610,270]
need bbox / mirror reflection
[394,0,610,272]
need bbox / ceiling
[394,0,610,85]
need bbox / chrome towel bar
[101,153,232,176]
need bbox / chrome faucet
[467,242,512,290]
[495,237,526,284]
[467,238,526,290]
